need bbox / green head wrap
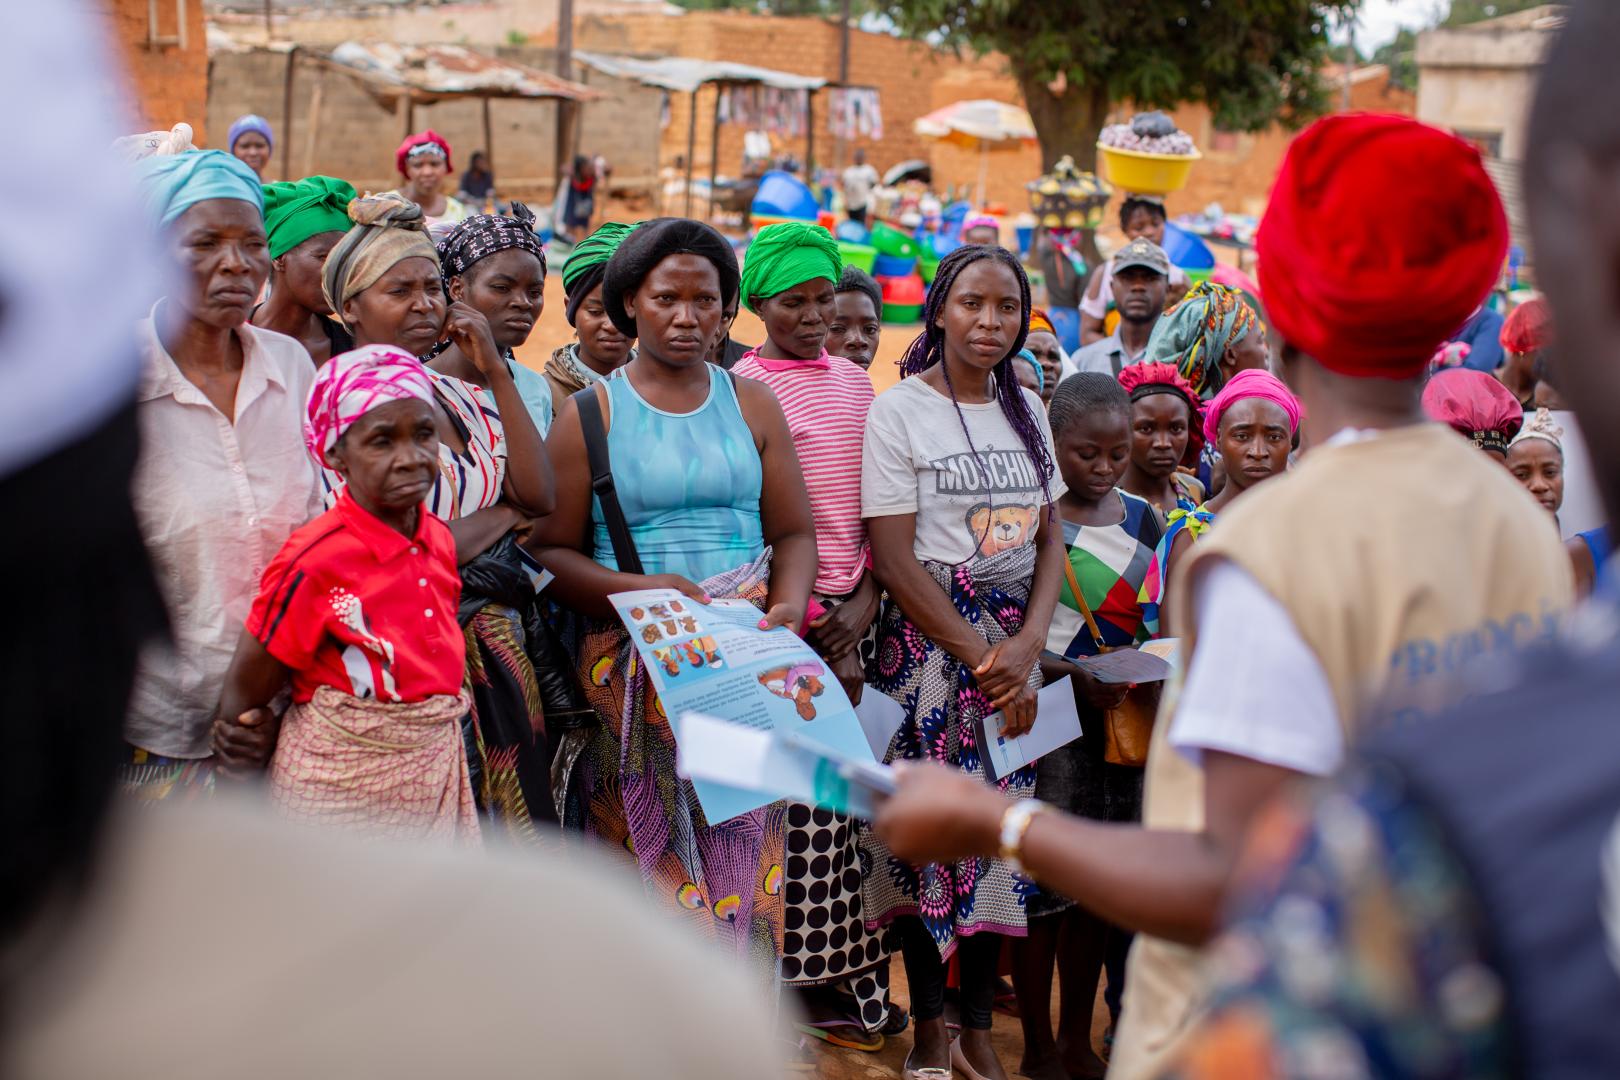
[262,176,357,260]
[1142,281,1259,399]
[562,221,636,326]
[740,221,842,313]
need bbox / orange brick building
[105,0,210,142]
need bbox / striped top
[426,371,505,521]
[317,370,506,522]
[733,349,874,595]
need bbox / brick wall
[106,0,209,141]
[206,46,662,200]
[558,11,1017,199]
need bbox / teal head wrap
[1142,281,1260,399]
[740,221,842,313]
[262,176,356,259]
[132,149,264,229]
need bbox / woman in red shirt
[215,345,478,842]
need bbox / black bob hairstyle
[600,217,740,339]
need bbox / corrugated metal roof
[321,41,600,101]
[573,51,824,94]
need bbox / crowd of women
[116,101,1594,1080]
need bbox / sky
[1338,0,1450,48]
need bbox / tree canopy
[877,1,1357,171]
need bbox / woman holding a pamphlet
[859,243,1067,1080]
[527,218,817,972]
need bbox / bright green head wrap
[261,176,357,259]
[561,221,637,326]
[562,221,636,295]
[740,221,842,313]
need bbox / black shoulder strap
[573,384,645,577]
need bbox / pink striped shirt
[734,349,874,595]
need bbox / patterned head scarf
[1118,361,1206,464]
[262,175,356,259]
[1143,281,1260,399]
[396,129,452,175]
[1028,308,1057,337]
[1509,407,1564,454]
[1202,368,1302,447]
[739,221,842,313]
[436,201,546,284]
[562,220,635,326]
[132,149,264,229]
[305,345,436,464]
[321,193,440,321]
[1421,367,1525,455]
[227,114,274,152]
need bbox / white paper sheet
[854,687,905,760]
[978,678,1085,782]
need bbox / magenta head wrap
[1202,368,1302,446]
[304,345,436,464]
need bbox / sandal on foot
[902,1047,953,1080]
[794,1019,884,1053]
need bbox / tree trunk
[1015,64,1110,270]
[1016,66,1109,172]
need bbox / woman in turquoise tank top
[528,218,816,977]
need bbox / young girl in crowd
[545,221,638,404]
[1117,362,1206,518]
[732,222,893,1049]
[216,346,477,842]
[826,265,883,371]
[527,218,817,965]
[392,129,470,230]
[861,243,1066,1080]
[1148,368,1301,626]
[1015,373,1163,1080]
[251,175,357,365]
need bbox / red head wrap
[1028,308,1056,337]
[396,129,453,176]
[1500,297,1552,355]
[1258,114,1508,380]
[1118,361,1206,464]
[1421,368,1524,455]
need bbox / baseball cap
[1113,237,1169,277]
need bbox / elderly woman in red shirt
[215,345,477,842]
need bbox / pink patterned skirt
[269,686,480,844]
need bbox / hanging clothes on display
[827,87,883,142]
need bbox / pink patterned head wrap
[1202,367,1302,446]
[304,344,436,464]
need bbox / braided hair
[900,243,1056,530]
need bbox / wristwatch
[997,800,1046,877]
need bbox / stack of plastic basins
[871,221,924,323]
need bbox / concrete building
[1417,4,1564,163]
[1417,4,1565,247]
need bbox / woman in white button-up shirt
[124,150,322,791]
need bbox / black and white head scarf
[435,201,547,284]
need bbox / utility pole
[1342,18,1354,110]
[834,0,850,170]
[556,0,575,206]
[264,0,273,43]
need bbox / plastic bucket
[873,252,919,277]
[751,169,820,220]
[837,242,877,275]
[882,302,922,324]
[869,221,920,259]
[1095,144,1201,196]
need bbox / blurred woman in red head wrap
[1499,297,1553,408]
[392,129,471,231]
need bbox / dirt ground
[802,955,1113,1080]
[510,267,913,395]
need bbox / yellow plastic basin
[1096,144,1202,196]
